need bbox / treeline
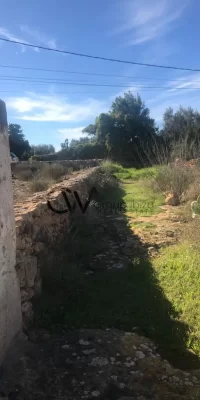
[9,92,200,167]
[8,124,56,160]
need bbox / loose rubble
[1,329,200,399]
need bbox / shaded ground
[1,329,200,400]
[2,172,200,399]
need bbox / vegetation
[9,123,31,159]
[14,162,73,193]
[9,92,200,166]
[155,165,195,198]
[154,242,200,357]
[31,144,55,155]
[34,166,200,369]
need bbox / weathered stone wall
[14,159,102,173]
[14,169,95,326]
[0,100,22,363]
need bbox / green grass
[115,166,158,181]
[100,162,164,216]
[34,166,200,369]
[154,242,200,357]
[34,233,200,369]
[130,221,157,230]
[121,180,165,216]
[101,160,158,181]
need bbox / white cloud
[167,72,200,91]
[58,127,86,140]
[7,94,108,122]
[0,26,40,52]
[146,72,200,123]
[113,0,188,45]
[19,25,57,49]
[0,25,56,53]
[0,27,28,52]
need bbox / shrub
[100,160,124,174]
[39,163,72,181]
[155,165,194,199]
[29,179,51,193]
[185,182,200,202]
[14,169,33,181]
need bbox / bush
[39,163,72,181]
[100,160,124,174]
[185,182,200,202]
[14,169,33,181]
[29,179,51,193]
[155,165,194,199]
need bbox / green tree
[60,139,69,150]
[8,124,31,159]
[83,92,157,166]
[162,106,200,160]
[32,144,55,155]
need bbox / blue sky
[0,0,200,150]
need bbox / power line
[1,72,200,86]
[0,74,199,89]
[0,36,200,72]
[0,64,199,83]
[0,78,200,90]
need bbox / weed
[130,221,157,230]
[39,163,69,181]
[155,165,194,198]
[14,169,33,181]
[29,179,52,193]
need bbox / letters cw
[47,187,98,214]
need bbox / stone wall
[14,169,95,326]
[0,101,22,364]
[14,159,102,173]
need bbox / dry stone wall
[14,169,95,326]
[0,101,22,364]
[14,159,102,173]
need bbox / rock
[25,256,37,287]
[112,263,124,269]
[79,339,90,345]
[34,278,42,296]
[166,230,175,237]
[91,391,100,397]
[20,288,34,302]
[16,256,37,288]
[16,263,26,287]
[83,349,96,355]
[135,351,145,359]
[125,361,135,367]
[62,344,70,349]
[165,192,179,206]
[90,357,109,366]
[21,301,33,323]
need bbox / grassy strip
[34,165,200,368]
[154,242,200,357]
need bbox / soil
[2,181,199,399]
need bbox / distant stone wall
[0,101,22,364]
[14,169,96,327]
[14,159,102,173]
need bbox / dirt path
[127,205,185,255]
[1,328,200,400]
[1,186,199,399]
